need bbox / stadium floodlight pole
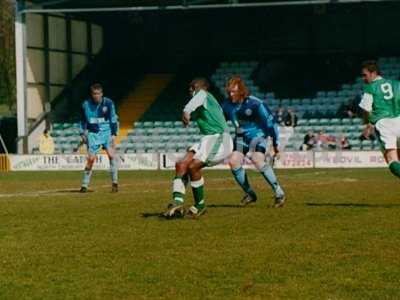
[19,0,397,13]
[15,0,28,154]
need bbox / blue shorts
[234,136,267,155]
[87,131,112,155]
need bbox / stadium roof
[19,0,398,13]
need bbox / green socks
[173,175,205,208]
[389,161,400,178]
[191,177,205,209]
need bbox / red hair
[225,75,250,99]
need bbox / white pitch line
[0,177,358,199]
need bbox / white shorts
[375,117,400,149]
[189,132,233,166]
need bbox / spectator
[302,130,316,151]
[275,106,286,126]
[316,130,329,150]
[359,123,376,141]
[39,129,54,154]
[339,135,351,150]
[284,108,298,127]
[317,130,336,150]
[326,134,337,150]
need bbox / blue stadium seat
[361,140,373,150]
[351,118,363,125]
[134,122,144,128]
[166,142,177,151]
[341,118,352,125]
[319,118,330,126]
[297,119,308,126]
[281,99,291,106]
[291,99,301,106]
[330,118,341,126]
[316,91,326,97]
[53,123,63,130]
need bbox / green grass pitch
[0,169,399,299]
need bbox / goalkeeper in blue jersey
[222,76,285,207]
[79,83,119,193]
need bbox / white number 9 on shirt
[380,83,394,100]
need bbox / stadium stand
[116,73,173,144]
[43,56,400,154]
[50,52,147,124]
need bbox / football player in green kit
[359,60,400,178]
[163,78,233,219]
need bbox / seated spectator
[326,134,337,150]
[359,124,376,141]
[275,106,286,126]
[339,135,351,150]
[39,129,54,154]
[284,108,298,127]
[301,130,316,151]
[317,130,336,150]
[316,130,328,150]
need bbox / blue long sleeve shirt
[222,95,279,147]
[80,97,118,136]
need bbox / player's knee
[229,155,241,169]
[250,154,265,169]
[384,149,398,164]
[188,161,201,173]
[87,156,96,165]
[107,149,114,159]
[229,159,240,169]
[252,161,263,171]
[175,160,188,173]
[187,162,196,172]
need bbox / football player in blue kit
[79,83,119,193]
[222,76,285,207]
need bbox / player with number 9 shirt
[359,60,400,178]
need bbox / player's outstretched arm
[359,92,373,134]
[257,103,279,148]
[79,103,88,144]
[182,89,207,126]
[182,111,191,127]
[108,100,118,136]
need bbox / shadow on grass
[141,212,187,221]
[306,202,400,208]
[141,204,246,218]
[207,204,248,208]
[141,212,163,218]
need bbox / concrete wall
[25,13,103,152]
[26,13,104,120]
